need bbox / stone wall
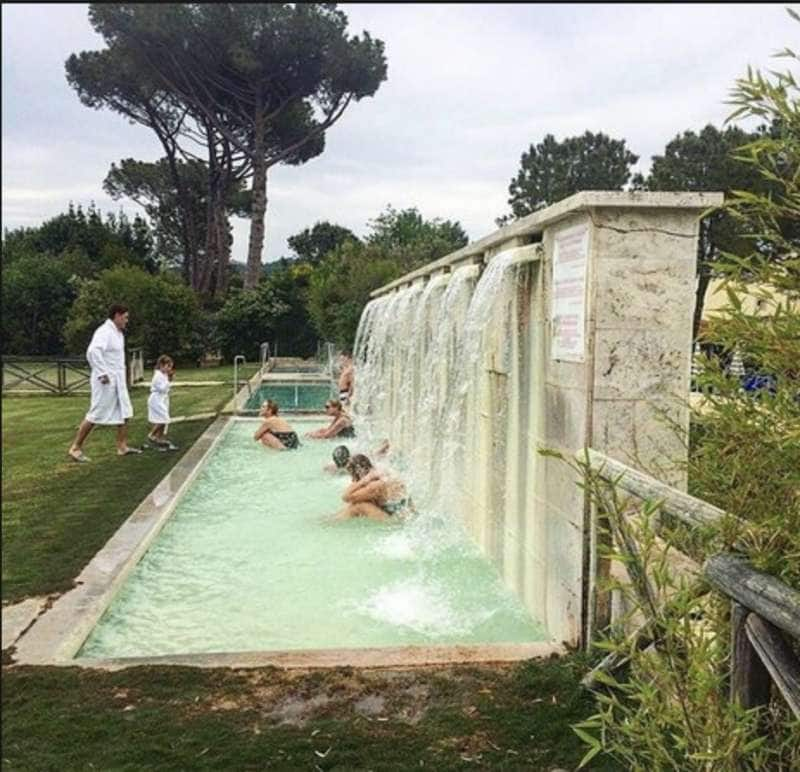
[370,191,721,647]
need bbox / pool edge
[13,415,233,666]
[74,640,565,671]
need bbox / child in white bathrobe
[146,355,177,451]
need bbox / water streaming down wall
[353,249,547,624]
[352,193,715,645]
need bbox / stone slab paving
[2,597,47,650]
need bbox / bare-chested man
[338,351,354,404]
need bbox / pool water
[79,419,547,658]
[245,383,333,412]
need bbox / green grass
[2,386,230,602]
[2,658,619,771]
[2,390,617,771]
[166,363,261,384]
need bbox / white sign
[551,224,589,362]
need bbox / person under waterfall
[335,454,414,522]
[337,351,354,404]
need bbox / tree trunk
[245,107,267,289]
[692,218,714,341]
[163,145,197,288]
[217,208,232,296]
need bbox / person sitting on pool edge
[306,399,355,440]
[253,400,300,450]
[335,454,413,522]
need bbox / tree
[287,221,359,263]
[65,38,214,290]
[366,205,469,270]
[86,4,388,289]
[2,203,155,276]
[2,254,76,355]
[632,124,780,337]
[64,264,203,362]
[104,157,250,276]
[214,282,289,362]
[306,206,469,346]
[499,131,639,223]
[306,241,401,348]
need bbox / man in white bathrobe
[68,304,141,462]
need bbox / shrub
[1,253,77,355]
[64,264,202,362]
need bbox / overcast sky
[2,3,795,263]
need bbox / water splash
[352,251,524,527]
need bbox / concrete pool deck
[8,415,562,670]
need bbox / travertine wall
[370,192,720,648]
[534,205,701,644]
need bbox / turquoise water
[245,383,333,411]
[79,419,546,658]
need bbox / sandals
[117,447,143,456]
[68,450,90,463]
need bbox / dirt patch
[267,692,333,726]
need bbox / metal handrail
[232,355,250,415]
[259,342,271,375]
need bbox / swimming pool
[244,383,334,412]
[79,418,547,659]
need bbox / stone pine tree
[65,43,205,286]
[89,4,388,289]
[103,158,251,274]
[288,222,360,264]
[498,131,639,224]
[632,123,788,338]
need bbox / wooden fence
[583,449,800,718]
[2,348,146,394]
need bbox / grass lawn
[167,363,262,383]
[2,385,231,602]
[2,391,617,771]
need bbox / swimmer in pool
[253,400,300,450]
[306,399,355,440]
[335,454,413,522]
[324,445,351,474]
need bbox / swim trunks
[269,430,300,449]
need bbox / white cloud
[3,3,796,261]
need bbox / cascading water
[350,250,536,637]
[353,250,524,527]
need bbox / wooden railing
[584,449,800,719]
[128,348,144,385]
[3,349,147,393]
[2,356,91,395]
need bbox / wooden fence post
[730,602,771,709]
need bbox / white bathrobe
[85,319,133,425]
[147,370,171,424]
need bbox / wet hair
[341,350,352,359]
[332,445,350,468]
[263,399,279,416]
[108,303,128,319]
[325,399,342,412]
[346,453,372,480]
[156,355,173,369]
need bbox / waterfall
[352,250,524,532]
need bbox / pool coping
[11,415,563,670]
